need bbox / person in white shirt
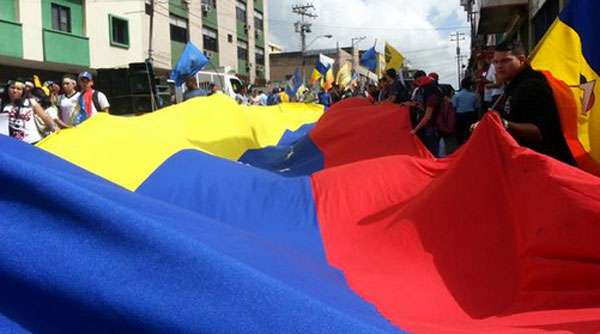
[57,74,80,128]
[1,79,59,144]
[483,63,505,109]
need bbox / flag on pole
[286,68,303,101]
[385,42,404,71]
[360,46,377,72]
[530,0,600,176]
[170,42,209,86]
[336,63,352,89]
[310,54,335,91]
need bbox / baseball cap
[78,71,93,81]
[428,72,439,81]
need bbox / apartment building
[0,0,269,84]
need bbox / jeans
[418,127,439,157]
[456,112,477,146]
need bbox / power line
[270,18,470,32]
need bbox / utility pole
[292,3,317,83]
[147,0,155,60]
[351,36,366,72]
[451,32,466,88]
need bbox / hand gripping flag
[359,46,377,72]
[385,42,404,71]
[530,0,600,176]
[170,42,209,86]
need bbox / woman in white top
[1,79,59,144]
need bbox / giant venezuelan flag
[531,0,600,176]
[0,95,599,333]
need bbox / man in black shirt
[472,40,574,163]
[385,69,408,104]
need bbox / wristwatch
[501,118,509,130]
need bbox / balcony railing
[43,29,90,66]
[0,19,23,58]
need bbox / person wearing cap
[428,72,439,83]
[72,71,110,125]
[1,79,59,143]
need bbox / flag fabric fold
[170,42,209,86]
[0,88,598,332]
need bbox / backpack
[436,98,456,137]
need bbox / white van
[176,66,244,102]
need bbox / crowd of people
[290,39,572,164]
[0,71,110,144]
[1,39,574,166]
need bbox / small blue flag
[170,42,209,86]
[286,68,303,100]
[360,46,377,72]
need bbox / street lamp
[302,34,333,83]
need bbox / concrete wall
[18,0,44,61]
[217,0,238,73]
[85,1,147,69]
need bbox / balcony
[0,19,23,58]
[477,0,528,34]
[43,29,89,66]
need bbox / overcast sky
[268,0,471,87]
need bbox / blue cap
[78,71,93,81]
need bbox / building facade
[0,0,269,84]
[462,0,569,57]
[270,47,381,87]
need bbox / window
[51,4,71,33]
[230,78,243,94]
[237,39,248,61]
[202,0,216,8]
[109,15,129,48]
[170,14,188,43]
[203,26,218,52]
[255,47,264,65]
[235,1,247,23]
[201,0,216,17]
[254,11,263,32]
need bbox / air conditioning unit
[255,30,263,38]
[201,4,211,12]
[205,50,215,58]
[244,24,252,31]
[246,62,253,69]
[256,65,264,71]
